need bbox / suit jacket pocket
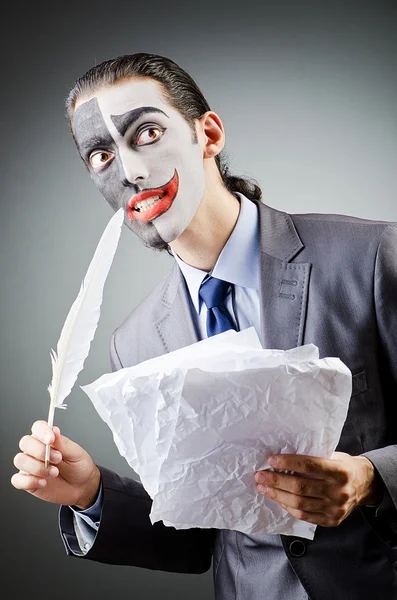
[351,369,368,397]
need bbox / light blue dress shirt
[71,192,261,552]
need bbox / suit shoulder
[290,210,396,230]
[290,210,397,248]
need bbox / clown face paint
[72,79,206,248]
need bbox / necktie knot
[199,277,231,309]
[199,277,236,337]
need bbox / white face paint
[73,79,206,247]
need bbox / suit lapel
[257,201,312,350]
[154,263,200,353]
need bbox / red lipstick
[127,169,179,222]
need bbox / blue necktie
[199,277,236,337]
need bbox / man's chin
[126,218,170,251]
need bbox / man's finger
[19,435,63,464]
[257,483,328,513]
[13,453,59,479]
[31,420,55,445]
[268,454,347,482]
[11,471,47,491]
[278,503,333,527]
[255,470,328,499]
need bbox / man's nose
[118,146,149,185]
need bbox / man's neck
[169,184,240,271]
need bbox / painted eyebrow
[110,106,169,136]
[77,131,115,157]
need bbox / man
[11,53,397,599]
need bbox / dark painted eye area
[89,150,114,170]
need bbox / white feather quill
[45,207,124,466]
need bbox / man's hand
[255,451,383,527]
[11,420,101,509]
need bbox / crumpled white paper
[82,328,352,540]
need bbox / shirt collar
[172,193,260,312]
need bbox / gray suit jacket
[60,200,397,599]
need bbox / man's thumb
[50,426,85,461]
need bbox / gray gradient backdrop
[2,1,396,599]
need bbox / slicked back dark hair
[65,53,262,201]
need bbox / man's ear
[196,111,225,159]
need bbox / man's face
[72,78,206,248]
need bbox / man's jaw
[127,169,179,223]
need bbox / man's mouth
[127,169,179,222]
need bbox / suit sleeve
[361,224,397,547]
[58,328,216,573]
[60,465,216,573]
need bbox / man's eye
[136,127,164,146]
[89,151,113,170]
